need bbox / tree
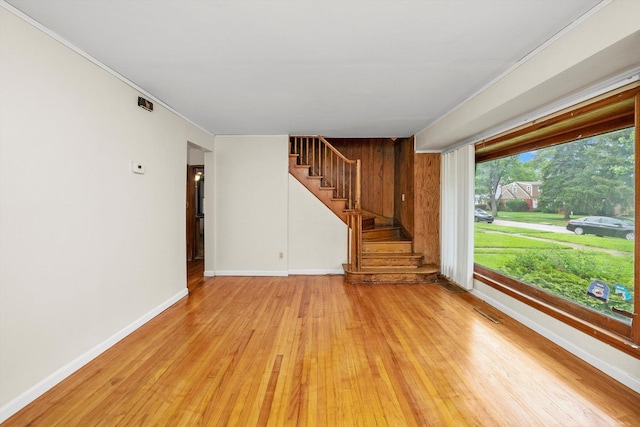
[537,128,634,218]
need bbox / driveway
[492,219,573,234]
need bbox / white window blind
[440,144,475,289]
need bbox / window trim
[474,266,640,359]
[476,84,638,162]
[474,84,640,357]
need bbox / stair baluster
[289,135,362,270]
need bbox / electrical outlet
[278,252,284,259]
[131,162,145,174]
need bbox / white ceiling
[6,0,603,143]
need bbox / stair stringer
[289,154,348,223]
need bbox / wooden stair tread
[289,162,348,222]
[363,225,400,231]
[363,239,413,254]
[362,225,406,241]
[345,264,437,273]
[363,236,411,242]
[360,210,394,226]
[362,252,423,258]
[362,216,376,230]
[343,263,439,284]
[360,251,423,268]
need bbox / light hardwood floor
[4,269,640,426]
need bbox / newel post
[355,159,361,211]
[353,159,362,270]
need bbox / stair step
[363,226,402,240]
[361,252,423,267]
[362,216,375,230]
[363,239,412,253]
[361,210,394,226]
[343,264,439,284]
[289,159,347,223]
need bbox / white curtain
[440,144,475,289]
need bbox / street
[492,219,573,234]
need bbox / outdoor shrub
[502,249,634,317]
[505,199,529,212]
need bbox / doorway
[186,164,205,261]
[186,143,208,292]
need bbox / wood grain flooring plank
[4,274,640,426]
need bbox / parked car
[474,208,494,223]
[566,216,634,240]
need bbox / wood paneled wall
[328,138,395,218]
[413,153,440,266]
[393,137,440,265]
[393,137,414,234]
[331,136,440,267]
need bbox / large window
[473,84,639,356]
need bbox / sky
[519,152,534,162]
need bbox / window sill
[473,269,640,360]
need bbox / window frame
[473,83,640,358]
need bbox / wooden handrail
[289,135,361,211]
[290,135,363,270]
[317,136,357,164]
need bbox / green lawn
[475,231,563,249]
[474,226,634,322]
[475,222,635,253]
[491,211,574,226]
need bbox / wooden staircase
[343,221,438,284]
[289,135,438,285]
[288,153,351,223]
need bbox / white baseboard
[288,269,344,275]
[0,289,188,424]
[203,270,215,277]
[214,270,288,277]
[471,289,640,394]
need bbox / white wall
[213,136,289,275]
[288,176,347,273]
[204,150,216,276]
[187,146,205,165]
[0,7,215,419]
[211,139,347,276]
